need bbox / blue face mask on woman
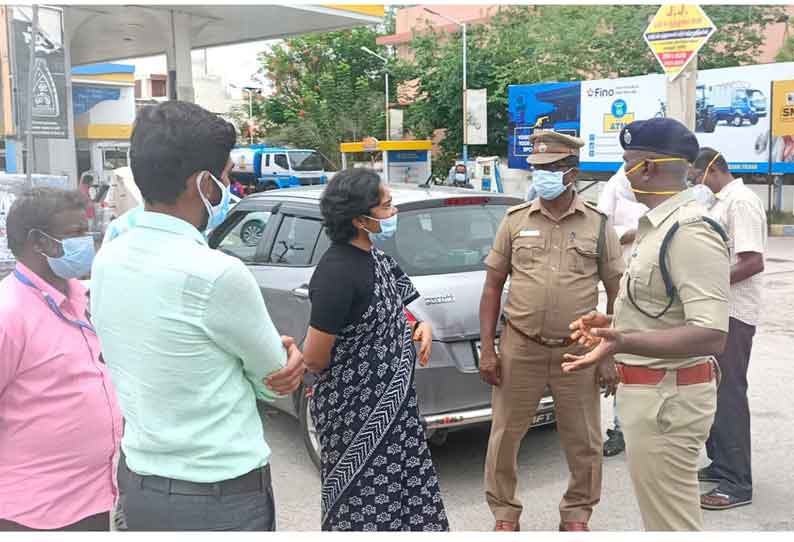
[532,168,572,201]
[38,231,96,279]
[364,214,398,242]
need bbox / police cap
[619,118,699,163]
[526,130,584,165]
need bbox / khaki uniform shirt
[613,189,730,369]
[485,193,624,340]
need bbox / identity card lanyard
[13,269,96,334]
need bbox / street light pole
[424,8,468,180]
[247,89,253,145]
[361,46,390,140]
[462,22,468,177]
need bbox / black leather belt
[122,457,271,497]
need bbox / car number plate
[531,411,555,426]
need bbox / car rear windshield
[375,203,513,276]
[289,151,324,171]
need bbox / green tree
[400,4,787,173]
[251,27,397,167]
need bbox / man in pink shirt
[0,188,123,531]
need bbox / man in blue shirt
[91,101,305,531]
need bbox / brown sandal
[494,520,519,531]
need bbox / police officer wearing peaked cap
[564,118,731,531]
[480,130,625,532]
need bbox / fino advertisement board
[507,62,794,174]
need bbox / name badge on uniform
[519,230,540,237]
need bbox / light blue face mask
[532,168,572,201]
[198,171,231,233]
[39,232,96,279]
[365,213,398,242]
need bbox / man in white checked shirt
[689,147,767,511]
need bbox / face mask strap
[626,157,685,177]
[626,157,686,195]
[197,171,219,218]
[700,152,721,186]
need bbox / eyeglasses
[39,230,103,243]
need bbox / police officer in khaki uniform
[564,118,730,531]
[479,131,625,532]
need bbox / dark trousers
[0,512,110,531]
[706,317,755,499]
[118,455,276,531]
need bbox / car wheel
[705,116,717,133]
[299,386,322,471]
[750,115,759,125]
[262,183,278,191]
[733,114,743,127]
[240,220,265,247]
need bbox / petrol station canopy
[66,4,384,66]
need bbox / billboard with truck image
[507,62,794,174]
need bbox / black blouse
[309,242,375,334]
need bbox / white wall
[194,74,233,115]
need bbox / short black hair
[130,101,237,204]
[693,147,730,174]
[6,187,87,258]
[320,168,382,243]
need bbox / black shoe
[698,465,723,483]
[603,428,625,457]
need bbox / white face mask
[197,171,231,233]
[616,168,638,203]
[690,184,716,209]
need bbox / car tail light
[404,308,417,324]
[443,197,490,206]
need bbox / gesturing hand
[562,328,623,373]
[569,311,612,349]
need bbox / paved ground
[264,237,794,531]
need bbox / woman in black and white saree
[302,168,449,532]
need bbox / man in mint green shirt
[91,101,305,531]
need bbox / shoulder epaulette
[506,201,533,215]
[583,200,607,217]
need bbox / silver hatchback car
[208,184,555,468]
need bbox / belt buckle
[540,336,565,347]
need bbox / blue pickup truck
[696,83,768,133]
[229,145,328,191]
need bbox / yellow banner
[644,4,716,81]
[772,80,794,137]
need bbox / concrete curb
[770,224,794,237]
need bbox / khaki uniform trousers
[484,323,602,524]
[617,369,717,531]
